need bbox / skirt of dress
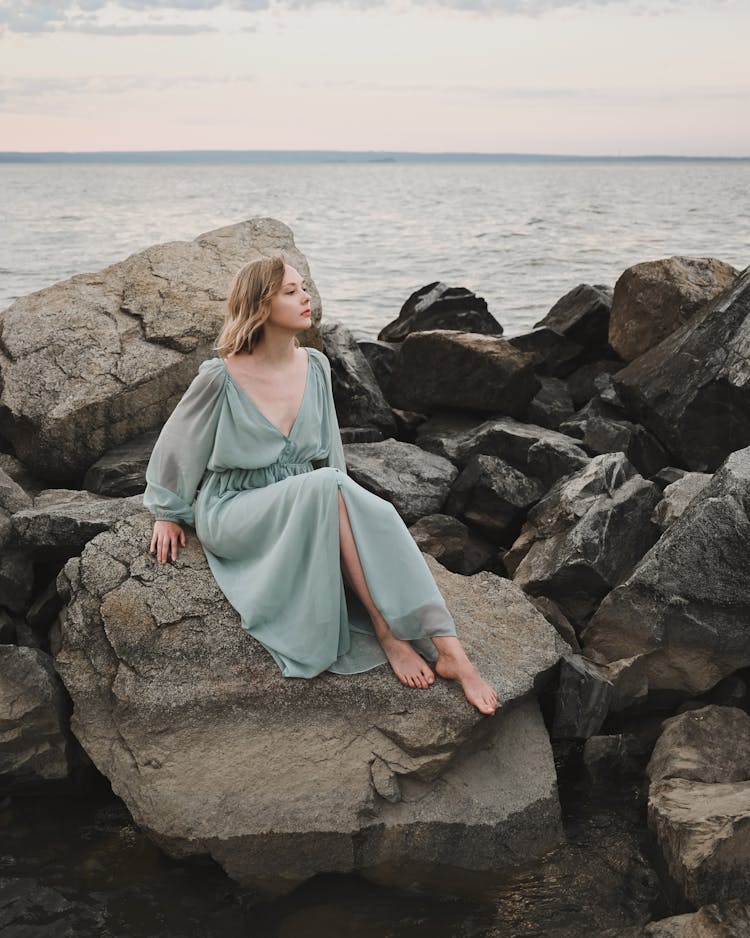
[193,464,458,678]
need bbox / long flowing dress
[143,346,458,678]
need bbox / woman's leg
[337,489,435,689]
[431,636,499,715]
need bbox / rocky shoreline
[1,218,749,934]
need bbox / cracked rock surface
[0,217,320,484]
[53,512,569,897]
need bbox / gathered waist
[200,462,315,498]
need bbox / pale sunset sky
[1,0,748,156]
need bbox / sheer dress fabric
[143,346,457,678]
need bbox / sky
[1,0,748,155]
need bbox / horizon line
[0,148,748,162]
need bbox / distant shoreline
[1,150,748,165]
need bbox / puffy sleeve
[313,348,347,474]
[143,358,225,526]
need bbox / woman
[145,255,498,715]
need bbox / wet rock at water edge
[0,218,321,484]
[645,705,750,908]
[408,513,496,575]
[321,320,397,436]
[53,512,569,898]
[608,256,738,363]
[581,446,750,708]
[387,330,539,417]
[378,281,503,342]
[342,438,458,525]
[444,453,547,546]
[510,453,662,628]
[611,265,750,472]
[552,653,614,739]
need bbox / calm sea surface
[2,160,749,338]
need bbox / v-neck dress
[143,346,457,677]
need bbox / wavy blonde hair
[215,254,300,356]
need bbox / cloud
[0,0,694,34]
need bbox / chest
[227,355,310,437]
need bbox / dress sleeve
[143,358,225,526]
[314,348,347,474]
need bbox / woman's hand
[150,520,186,564]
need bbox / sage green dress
[143,346,457,678]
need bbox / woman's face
[267,265,312,332]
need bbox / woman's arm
[143,359,225,559]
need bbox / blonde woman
[144,255,498,715]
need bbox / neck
[250,326,298,365]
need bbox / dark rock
[525,376,576,430]
[321,320,397,436]
[378,281,503,342]
[356,338,400,395]
[511,453,662,627]
[26,578,63,632]
[581,446,750,707]
[651,472,712,532]
[444,454,547,545]
[342,439,458,525]
[534,283,614,352]
[528,595,580,652]
[552,653,613,739]
[82,430,158,496]
[572,414,671,478]
[566,359,624,408]
[387,330,539,417]
[408,513,496,575]
[649,466,690,491]
[450,416,590,487]
[611,265,750,472]
[340,427,383,443]
[507,327,585,377]
[609,256,738,362]
[582,734,645,785]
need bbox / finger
[159,537,168,564]
[180,530,186,547]
[171,535,179,561]
[149,530,157,553]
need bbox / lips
[302,309,311,316]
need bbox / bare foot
[435,649,498,715]
[378,631,435,689]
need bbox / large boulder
[646,706,750,907]
[387,330,539,416]
[581,447,750,707]
[611,265,750,472]
[609,256,738,362]
[378,281,502,342]
[321,320,397,435]
[511,453,662,627]
[0,218,320,484]
[53,512,569,898]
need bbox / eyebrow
[283,279,306,287]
